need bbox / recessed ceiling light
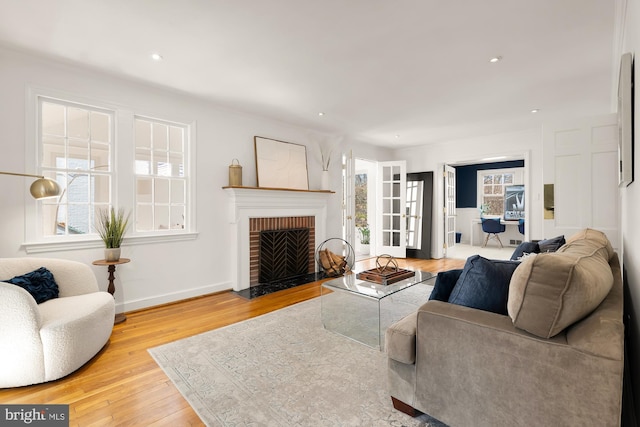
[531,108,540,113]
[151,53,163,61]
[395,135,400,139]
[318,112,325,116]
[489,56,502,63]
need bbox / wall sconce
[0,171,61,199]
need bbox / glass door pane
[377,161,406,258]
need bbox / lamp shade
[30,178,61,199]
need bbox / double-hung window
[134,117,187,231]
[27,90,194,250]
[39,98,114,237]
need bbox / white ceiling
[0,0,618,147]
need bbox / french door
[444,164,457,257]
[376,161,406,258]
[342,151,355,247]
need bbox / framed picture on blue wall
[504,185,525,220]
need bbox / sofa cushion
[3,267,59,304]
[385,311,418,364]
[537,235,566,253]
[510,241,540,261]
[561,228,615,259]
[508,228,614,338]
[429,269,463,302]
[448,255,520,315]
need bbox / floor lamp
[0,171,61,199]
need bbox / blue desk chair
[518,219,525,235]
[481,218,506,248]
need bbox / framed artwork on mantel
[254,136,309,190]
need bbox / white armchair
[0,258,115,388]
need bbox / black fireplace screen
[259,228,310,284]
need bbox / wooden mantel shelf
[222,185,334,194]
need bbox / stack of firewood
[318,248,350,277]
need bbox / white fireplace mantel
[224,187,333,291]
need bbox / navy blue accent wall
[455,161,525,208]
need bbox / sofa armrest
[412,300,623,427]
[0,282,45,387]
[0,282,42,331]
[386,311,418,364]
[566,252,624,360]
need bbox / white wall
[0,46,391,312]
[619,0,640,418]
[542,114,619,250]
[392,128,543,257]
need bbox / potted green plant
[96,207,130,261]
[358,224,370,245]
[478,203,489,218]
[356,224,371,255]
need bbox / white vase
[105,248,121,262]
[321,170,330,190]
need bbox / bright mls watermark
[1,405,68,426]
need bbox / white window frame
[133,115,189,234]
[24,86,198,254]
[39,97,116,238]
[476,168,524,217]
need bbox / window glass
[39,99,113,236]
[478,169,523,217]
[32,95,193,244]
[134,117,188,232]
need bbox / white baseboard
[115,281,232,314]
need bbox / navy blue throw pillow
[4,267,59,304]
[538,235,565,253]
[429,269,463,302]
[448,255,520,315]
[510,241,540,261]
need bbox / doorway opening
[406,172,433,259]
[354,158,376,261]
[437,155,529,260]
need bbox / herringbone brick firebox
[249,216,315,286]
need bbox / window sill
[22,232,199,254]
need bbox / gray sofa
[386,229,624,426]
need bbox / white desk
[470,218,522,247]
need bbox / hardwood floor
[0,257,464,426]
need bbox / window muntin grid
[39,98,113,236]
[134,117,188,232]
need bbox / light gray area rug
[149,298,445,426]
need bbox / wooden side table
[93,258,131,324]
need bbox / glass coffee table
[321,270,435,349]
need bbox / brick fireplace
[224,187,331,291]
[250,216,315,286]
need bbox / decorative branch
[309,134,344,171]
